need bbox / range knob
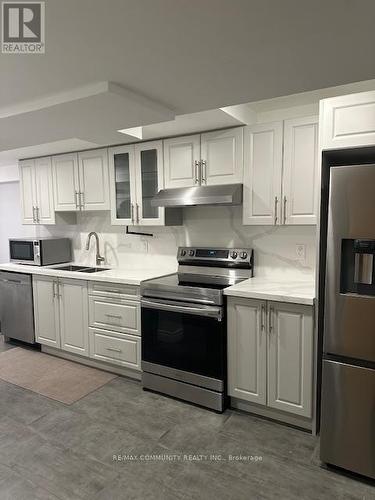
[188,250,195,257]
[180,249,187,256]
[230,251,238,259]
[240,251,248,260]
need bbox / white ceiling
[1,0,375,164]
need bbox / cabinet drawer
[88,281,139,300]
[89,328,141,370]
[89,296,140,335]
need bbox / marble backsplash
[0,182,316,278]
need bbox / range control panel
[178,247,254,269]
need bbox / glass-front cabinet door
[109,145,136,225]
[134,141,164,225]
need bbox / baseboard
[41,346,141,381]
[230,397,313,432]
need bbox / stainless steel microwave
[9,238,72,266]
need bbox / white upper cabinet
[134,141,165,226]
[164,135,201,188]
[19,158,55,225]
[200,128,244,185]
[109,140,179,226]
[52,153,80,211]
[78,149,110,211]
[243,122,283,225]
[109,144,136,225]
[267,301,313,418]
[282,116,319,225]
[243,116,319,226]
[228,297,267,405]
[52,150,110,212]
[19,160,37,225]
[162,127,244,188]
[320,91,375,150]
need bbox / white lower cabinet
[33,276,60,348]
[33,276,88,355]
[228,297,314,419]
[59,279,89,356]
[88,328,141,370]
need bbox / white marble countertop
[0,262,176,286]
[224,276,316,306]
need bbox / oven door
[141,297,225,382]
[9,240,37,264]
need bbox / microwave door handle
[141,298,222,321]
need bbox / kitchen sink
[53,265,110,273]
[80,267,110,273]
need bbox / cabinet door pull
[80,191,85,210]
[269,306,274,333]
[32,206,36,223]
[106,347,122,353]
[136,204,140,224]
[194,160,200,184]
[105,313,122,319]
[274,197,278,225]
[131,204,135,224]
[261,304,266,331]
[53,281,58,299]
[201,160,207,184]
[36,206,40,223]
[283,196,287,225]
[75,191,79,209]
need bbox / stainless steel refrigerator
[320,164,375,480]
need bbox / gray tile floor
[0,336,374,500]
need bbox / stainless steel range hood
[151,184,243,208]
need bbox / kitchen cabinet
[163,127,244,189]
[109,140,181,226]
[320,90,375,150]
[243,116,319,226]
[164,135,201,188]
[243,122,283,225]
[19,158,55,225]
[33,276,88,355]
[267,301,313,418]
[282,117,319,225]
[59,278,89,356]
[33,276,60,347]
[52,149,110,212]
[89,328,141,370]
[227,297,313,419]
[227,297,267,404]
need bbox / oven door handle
[141,298,223,321]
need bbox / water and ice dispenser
[341,239,375,295]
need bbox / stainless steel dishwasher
[0,271,35,344]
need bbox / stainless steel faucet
[85,232,105,266]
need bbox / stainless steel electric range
[140,246,253,412]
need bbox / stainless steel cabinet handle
[75,191,79,209]
[136,204,140,224]
[269,306,274,333]
[79,191,84,210]
[201,160,207,184]
[194,160,200,184]
[283,196,287,225]
[274,197,278,225]
[32,206,36,223]
[36,206,40,223]
[131,204,134,224]
[105,313,122,319]
[261,304,266,331]
[106,347,122,353]
[53,281,57,299]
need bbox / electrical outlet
[296,244,306,261]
